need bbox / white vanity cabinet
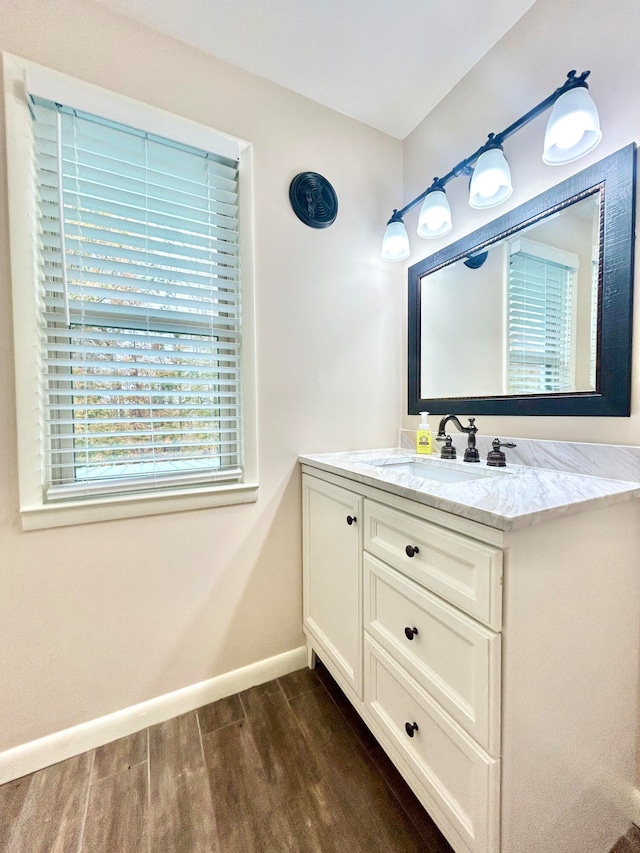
[301,465,640,853]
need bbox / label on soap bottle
[416,430,433,454]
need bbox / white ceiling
[93,0,539,139]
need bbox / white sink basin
[364,456,507,485]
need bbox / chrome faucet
[437,415,480,463]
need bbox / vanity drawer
[364,637,500,853]
[364,553,501,755]
[363,501,503,629]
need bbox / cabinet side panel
[500,500,640,853]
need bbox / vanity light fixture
[468,139,513,209]
[416,183,452,238]
[381,70,601,261]
[543,85,602,164]
[381,211,412,261]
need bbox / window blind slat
[36,146,238,195]
[44,416,240,428]
[58,278,240,309]
[43,292,240,321]
[44,403,240,416]
[42,277,240,306]
[42,268,241,302]
[42,311,239,337]
[61,256,240,289]
[44,342,239,361]
[58,121,237,178]
[39,150,239,203]
[62,188,238,231]
[51,439,241,458]
[47,384,241,400]
[57,233,238,266]
[43,228,239,265]
[58,192,236,235]
[42,313,239,339]
[45,360,241,377]
[62,165,238,208]
[40,205,240,247]
[60,145,238,191]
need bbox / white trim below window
[20,482,259,531]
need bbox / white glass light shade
[469,147,513,209]
[417,190,452,238]
[381,219,410,261]
[543,86,602,165]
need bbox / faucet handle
[436,434,457,460]
[463,417,480,462]
[487,438,517,468]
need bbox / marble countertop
[299,448,640,531]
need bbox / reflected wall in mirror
[408,144,636,417]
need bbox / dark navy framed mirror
[408,144,636,416]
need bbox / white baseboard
[0,645,307,785]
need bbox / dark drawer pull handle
[346,515,357,525]
[404,626,418,641]
[405,545,419,558]
[405,721,419,738]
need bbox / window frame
[3,53,258,529]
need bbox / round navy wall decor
[289,172,338,228]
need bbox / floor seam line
[91,756,149,785]
[76,750,95,853]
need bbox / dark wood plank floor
[0,661,454,852]
[611,825,640,853]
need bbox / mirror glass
[408,144,635,417]
[420,193,600,399]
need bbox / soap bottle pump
[416,412,433,455]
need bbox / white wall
[402,0,640,444]
[0,0,403,751]
[420,246,506,398]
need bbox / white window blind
[508,251,574,394]
[32,97,243,500]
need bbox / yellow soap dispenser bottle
[416,412,433,455]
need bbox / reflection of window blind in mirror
[508,251,575,394]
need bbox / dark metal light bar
[391,70,592,222]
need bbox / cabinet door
[303,474,363,697]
